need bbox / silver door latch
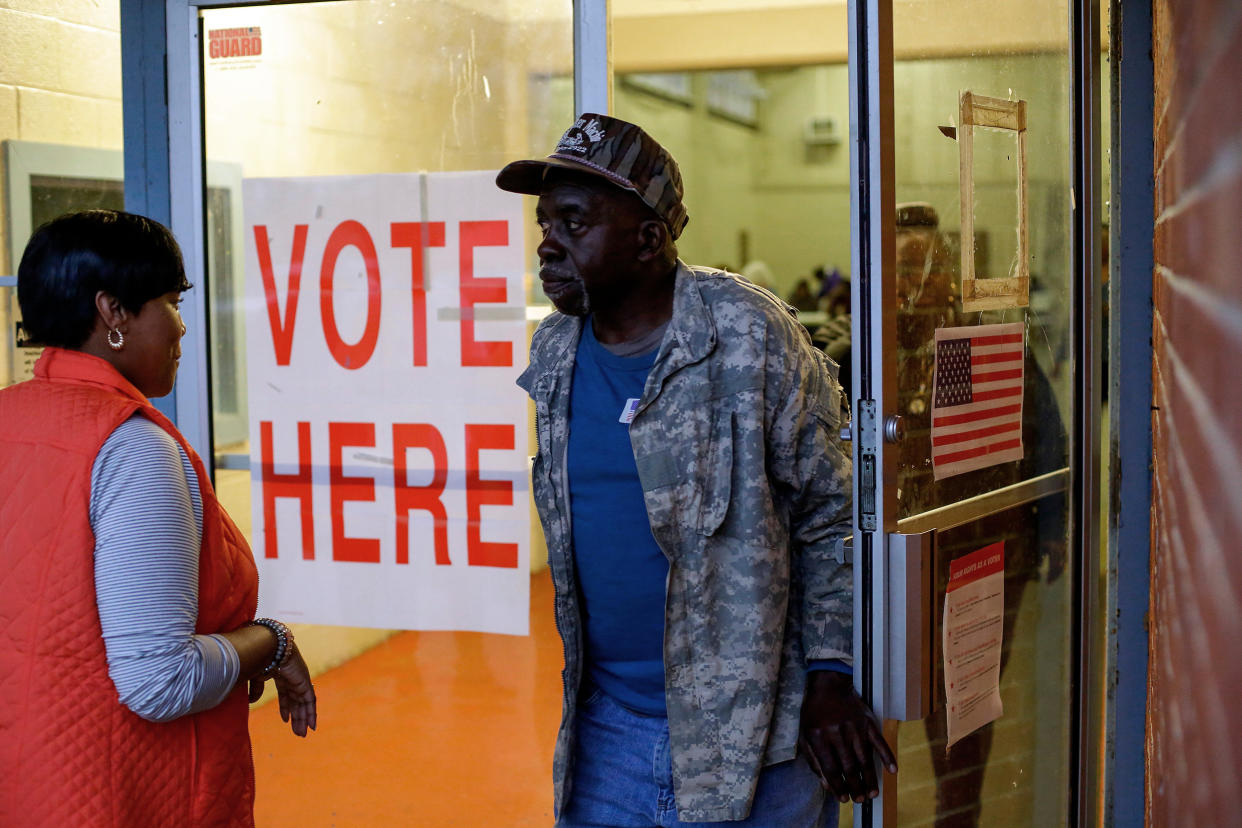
[884,415,904,444]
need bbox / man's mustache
[539,266,580,282]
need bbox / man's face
[534,172,645,317]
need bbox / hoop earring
[107,328,124,351]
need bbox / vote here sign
[243,171,530,634]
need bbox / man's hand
[798,670,897,803]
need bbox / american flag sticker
[618,397,642,425]
[931,322,1025,480]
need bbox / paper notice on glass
[943,541,1005,749]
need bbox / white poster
[243,171,530,634]
[943,541,1005,748]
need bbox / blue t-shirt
[567,319,668,715]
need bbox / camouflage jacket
[517,263,853,822]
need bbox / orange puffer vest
[0,348,259,827]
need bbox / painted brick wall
[1148,1,1242,823]
[0,1,124,267]
[0,1,123,388]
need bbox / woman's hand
[272,643,317,737]
[248,676,266,704]
[223,621,317,735]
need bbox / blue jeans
[557,688,838,828]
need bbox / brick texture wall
[1148,1,1242,823]
[0,1,123,388]
[0,0,124,264]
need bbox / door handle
[884,414,904,444]
[885,530,933,721]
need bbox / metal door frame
[846,0,895,822]
[1104,0,1154,823]
[845,0,1112,824]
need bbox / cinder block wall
[0,1,124,272]
[1148,1,1242,822]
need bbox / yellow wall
[611,0,1104,70]
[202,3,570,178]
[615,77,762,274]
[749,66,853,293]
[0,0,123,386]
[0,2,122,166]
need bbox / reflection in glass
[7,176,125,387]
[967,128,1021,283]
[892,52,1072,511]
[30,176,124,231]
[891,0,1075,824]
[4,164,126,389]
[908,494,1069,826]
[206,185,247,447]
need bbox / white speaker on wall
[804,116,842,146]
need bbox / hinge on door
[858,399,878,531]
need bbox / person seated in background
[0,210,317,827]
[815,266,851,318]
[787,278,820,312]
[740,258,776,291]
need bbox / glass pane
[614,65,852,306]
[889,0,1076,824]
[202,1,571,821]
[1,1,125,389]
[899,494,1071,825]
[892,17,1073,521]
[612,2,854,389]
[611,2,857,823]
[968,128,1021,281]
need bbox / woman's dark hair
[16,210,192,349]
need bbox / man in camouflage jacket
[500,114,895,825]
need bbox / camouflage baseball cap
[495,113,689,239]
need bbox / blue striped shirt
[89,415,240,722]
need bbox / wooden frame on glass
[958,91,1029,311]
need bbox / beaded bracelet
[252,618,294,678]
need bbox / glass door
[849,0,1096,824]
[194,1,573,822]
[610,2,853,329]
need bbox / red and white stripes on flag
[931,322,1025,480]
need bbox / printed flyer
[943,541,1005,748]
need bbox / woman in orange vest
[0,210,317,827]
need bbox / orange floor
[250,570,563,827]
